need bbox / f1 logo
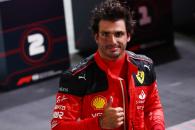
[20,26,52,65]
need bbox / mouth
[106,45,120,52]
[110,47,119,52]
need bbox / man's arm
[144,81,165,130]
[51,93,101,130]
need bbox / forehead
[99,19,126,32]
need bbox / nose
[108,34,117,44]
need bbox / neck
[98,52,127,77]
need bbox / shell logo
[91,96,107,110]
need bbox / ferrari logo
[136,71,145,84]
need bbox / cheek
[119,39,128,45]
[96,42,105,50]
[96,39,106,46]
[119,41,128,50]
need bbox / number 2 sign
[20,27,52,65]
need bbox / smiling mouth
[107,45,120,52]
[106,44,119,48]
[110,47,118,52]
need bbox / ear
[94,33,99,43]
[127,33,131,42]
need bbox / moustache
[105,44,120,49]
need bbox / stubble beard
[100,44,126,60]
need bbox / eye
[114,31,125,38]
[100,32,109,37]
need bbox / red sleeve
[144,81,165,130]
[51,93,101,130]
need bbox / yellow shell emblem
[136,71,145,84]
[91,96,107,110]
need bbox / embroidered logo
[78,73,86,80]
[144,64,150,71]
[139,90,146,100]
[136,71,145,84]
[91,96,107,110]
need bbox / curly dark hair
[90,0,134,34]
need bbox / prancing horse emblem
[136,71,145,84]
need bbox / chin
[109,53,121,59]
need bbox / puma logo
[144,65,150,71]
[78,73,86,80]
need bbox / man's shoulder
[65,54,96,76]
[126,51,156,86]
[59,53,108,96]
[126,51,153,64]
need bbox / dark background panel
[0,0,70,90]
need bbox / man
[51,0,165,130]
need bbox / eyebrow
[100,30,125,33]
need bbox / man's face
[95,19,131,60]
